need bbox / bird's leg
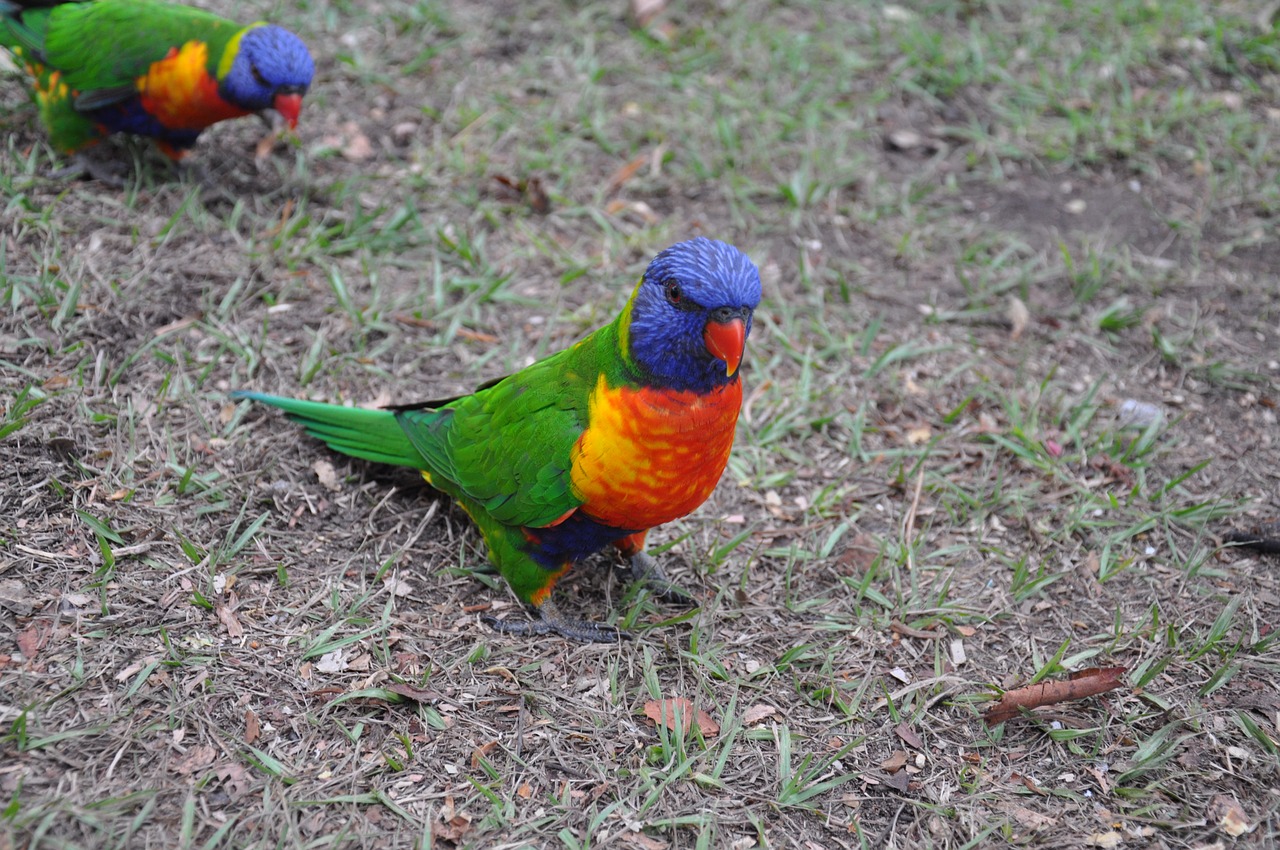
[625,551,697,607]
[483,598,630,643]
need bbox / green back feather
[3,0,245,92]
[236,304,640,532]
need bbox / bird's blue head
[220,24,315,128]
[624,237,763,393]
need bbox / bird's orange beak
[273,93,303,130]
[704,317,747,377]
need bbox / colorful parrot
[234,238,763,642]
[0,0,314,162]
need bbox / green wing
[14,0,241,103]
[395,340,601,529]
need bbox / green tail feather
[233,391,428,470]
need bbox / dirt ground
[2,1,1279,848]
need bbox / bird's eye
[251,64,268,86]
[663,279,682,304]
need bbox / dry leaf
[905,425,932,445]
[244,709,260,745]
[16,624,43,659]
[895,722,924,751]
[172,744,217,775]
[314,650,346,674]
[621,830,669,850]
[1002,805,1056,831]
[607,154,648,193]
[1008,295,1030,340]
[471,741,498,771]
[0,580,34,616]
[216,605,244,638]
[630,0,667,27]
[385,682,445,704]
[984,667,1127,724]
[434,811,472,844]
[313,460,341,492]
[1209,794,1253,837]
[880,751,909,773]
[340,122,373,161]
[516,782,533,799]
[492,174,551,214]
[643,698,719,736]
[1084,831,1122,848]
[215,762,250,800]
[1012,772,1046,796]
[254,127,285,161]
[742,704,779,726]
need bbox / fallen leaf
[1085,831,1122,848]
[1002,804,1056,831]
[1209,794,1253,837]
[339,121,374,161]
[621,830,669,850]
[516,782,533,799]
[630,0,667,27]
[985,667,1127,724]
[16,624,45,660]
[214,762,250,800]
[880,769,910,792]
[643,698,719,736]
[434,811,472,844]
[905,425,932,445]
[493,174,551,214]
[1012,772,1046,796]
[172,744,217,776]
[314,650,346,674]
[607,154,648,193]
[895,722,924,751]
[385,682,445,704]
[244,709,260,745]
[880,751,909,773]
[471,740,498,771]
[313,460,342,492]
[1008,295,1030,340]
[742,704,779,726]
[0,580,35,616]
[216,605,244,638]
[254,127,285,161]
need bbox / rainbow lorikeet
[234,238,763,642]
[0,0,314,162]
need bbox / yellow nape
[216,23,263,80]
[615,280,642,362]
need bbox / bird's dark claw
[626,552,698,607]
[483,599,630,643]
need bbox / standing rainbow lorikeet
[0,0,313,163]
[234,238,763,642]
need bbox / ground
[2,0,1279,848]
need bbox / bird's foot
[49,153,128,187]
[625,552,698,607]
[483,599,630,643]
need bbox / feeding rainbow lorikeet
[235,238,763,642]
[0,0,313,165]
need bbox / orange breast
[136,42,248,130]
[570,375,742,530]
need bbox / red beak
[703,317,747,377]
[273,93,303,129]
